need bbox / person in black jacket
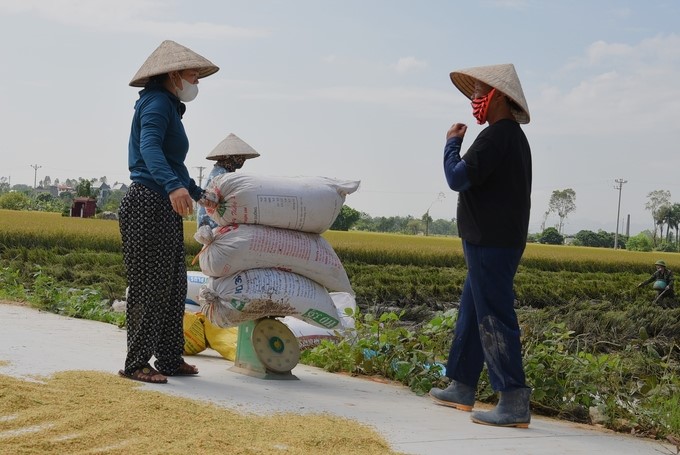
[429,63,532,428]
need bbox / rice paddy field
[2,208,679,347]
[2,209,680,307]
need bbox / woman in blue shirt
[118,40,219,384]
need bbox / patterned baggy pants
[118,183,187,375]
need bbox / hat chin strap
[488,93,516,124]
[162,72,180,95]
[172,72,184,93]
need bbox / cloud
[322,54,338,64]
[533,34,680,134]
[0,0,159,21]
[608,7,633,19]
[576,33,680,68]
[310,85,443,104]
[392,56,428,73]
[585,41,634,64]
[0,0,269,39]
[212,77,460,119]
[485,0,529,9]
[133,20,268,40]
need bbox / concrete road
[0,303,674,455]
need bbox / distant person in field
[429,64,533,428]
[638,260,674,302]
[197,133,260,230]
[118,40,219,384]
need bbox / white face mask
[175,77,199,102]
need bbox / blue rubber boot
[429,380,476,411]
[471,388,531,428]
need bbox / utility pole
[425,192,446,236]
[30,164,42,188]
[614,178,627,249]
[195,166,206,188]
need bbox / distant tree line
[536,186,680,252]
[530,226,678,253]
[533,227,628,249]
[3,174,680,250]
[330,205,458,236]
[644,189,680,249]
[0,176,125,216]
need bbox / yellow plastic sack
[204,318,238,361]
[183,312,208,355]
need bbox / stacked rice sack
[196,172,360,344]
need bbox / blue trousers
[445,240,527,391]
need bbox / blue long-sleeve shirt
[128,85,202,200]
[443,136,471,192]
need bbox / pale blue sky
[1,0,679,235]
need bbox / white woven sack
[199,268,341,330]
[186,271,208,304]
[194,224,354,293]
[278,292,357,350]
[205,173,360,233]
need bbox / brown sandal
[162,361,199,376]
[118,366,168,384]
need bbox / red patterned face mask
[471,88,496,125]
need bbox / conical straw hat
[129,40,219,87]
[450,63,530,124]
[206,133,260,160]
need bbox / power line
[614,178,627,249]
[425,192,446,236]
[30,164,42,188]
[194,166,206,188]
